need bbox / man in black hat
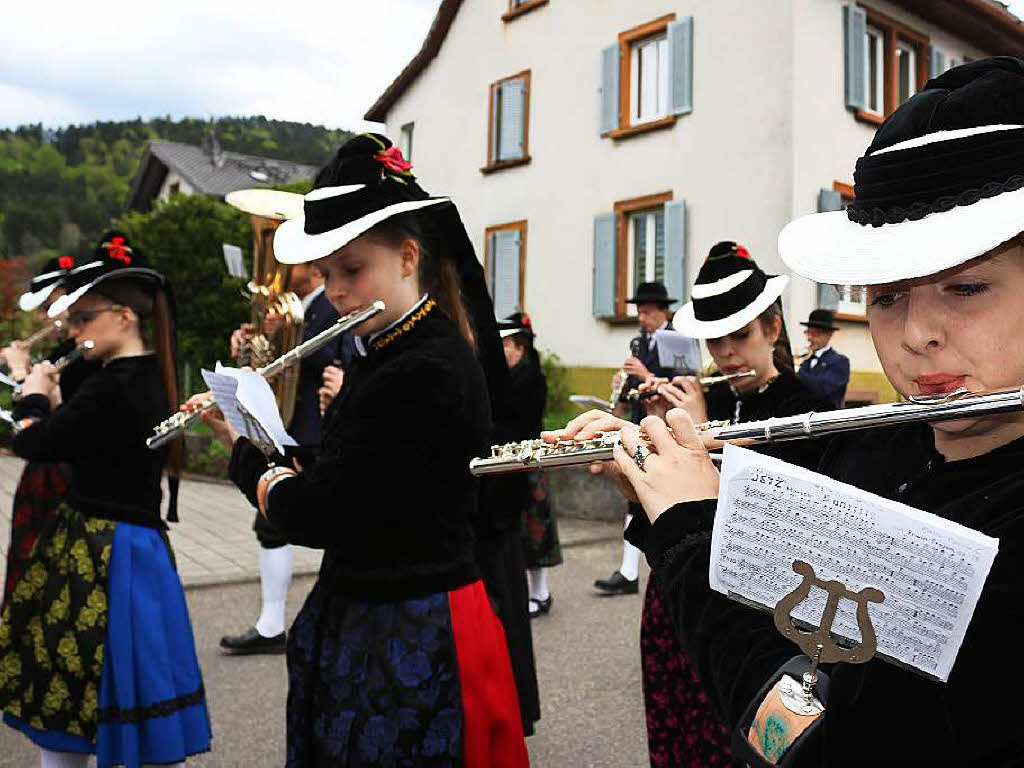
[595,281,678,596]
[797,308,850,409]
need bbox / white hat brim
[274,198,449,265]
[225,189,305,220]
[18,282,58,312]
[47,268,164,318]
[779,187,1024,285]
[674,275,789,339]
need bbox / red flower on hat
[521,313,532,326]
[58,256,75,269]
[374,146,413,174]
[105,236,132,264]
[734,244,752,259]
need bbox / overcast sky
[0,0,442,131]
[3,1,1023,133]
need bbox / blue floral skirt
[0,503,211,767]
[286,577,528,767]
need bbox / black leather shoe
[593,571,639,595]
[528,595,553,618]
[220,626,286,655]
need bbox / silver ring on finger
[633,443,649,471]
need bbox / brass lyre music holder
[770,560,885,715]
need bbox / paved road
[0,455,651,767]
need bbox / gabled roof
[125,139,318,212]
[364,0,1024,124]
[365,0,463,122]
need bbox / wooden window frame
[609,191,673,320]
[502,0,548,22]
[609,14,678,141]
[854,4,929,126]
[829,180,868,324]
[483,220,528,312]
[482,70,532,174]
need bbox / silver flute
[146,301,385,450]
[469,385,1024,476]
[624,370,757,402]
[2,341,94,399]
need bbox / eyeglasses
[66,305,125,328]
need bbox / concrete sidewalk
[0,454,621,589]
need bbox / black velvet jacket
[12,354,170,527]
[47,338,102,403]
[643,423,1024,766]
[504,358,547,440]
[229,297,493,602]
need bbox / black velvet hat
[626,281,677,306]
[674,241,789,339]
[18,254,79,311]
[47,231,167,318]
[780,57,1024,285]
[497,311,535,340]
[274,133,448,264]
[801,308,839,331]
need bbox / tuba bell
[225,189,306,428]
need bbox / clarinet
[468,386,1024,476]
[146,301,384,450]
[609,335,644,410]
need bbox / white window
[897,42,917,104]
[485,224,525,318]
[630,34,670,124]
[399,122,414,162]
[489,74,528,164]
[864,26,885,115]
[625,208,665,315]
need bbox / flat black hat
[497,311,535,339]
[626,282,676,305]
[801,308,839,331]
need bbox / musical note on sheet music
[710,445,999,682]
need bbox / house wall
[156,170,195,203]
[379,0,991,404]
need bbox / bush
[540,350,574,431]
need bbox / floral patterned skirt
[0,503,211,767]
[285,577,528,767]
[641,578,734,768]
[4,461,70,603]
[520,471,562,569]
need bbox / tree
[118,195,251,392]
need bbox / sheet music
[569,394,613,411]
[711,444,998,681]
[222,244,246,279]
[201,363,297,454]
[653,330,701,373]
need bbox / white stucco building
[367,0,1024,403]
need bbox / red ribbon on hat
[104,236,132,264]
[734,244,752,259]
[58,256,75,269]
[374,146,413,174]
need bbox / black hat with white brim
[273,133,448,265]
[674,242,789,339]
[48,231,166,318]
[780,57,1024,285]
[18,255,78,311]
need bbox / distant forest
[0,116,352,264]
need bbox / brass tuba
[224,189,306,427]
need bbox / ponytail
[758,299,795,375]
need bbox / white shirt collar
[815,345,832,358]
[355,294,430,357]
[300,284,324,312]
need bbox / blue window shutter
[599,44,620,136]
[498,77,526,161]
[593,213,616,317]
[817,188,843,309]
[492,229,521,318]
[930,47,946,79]
[663,200,687,309]
[843,4,867,110]
[668,18,693,116]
